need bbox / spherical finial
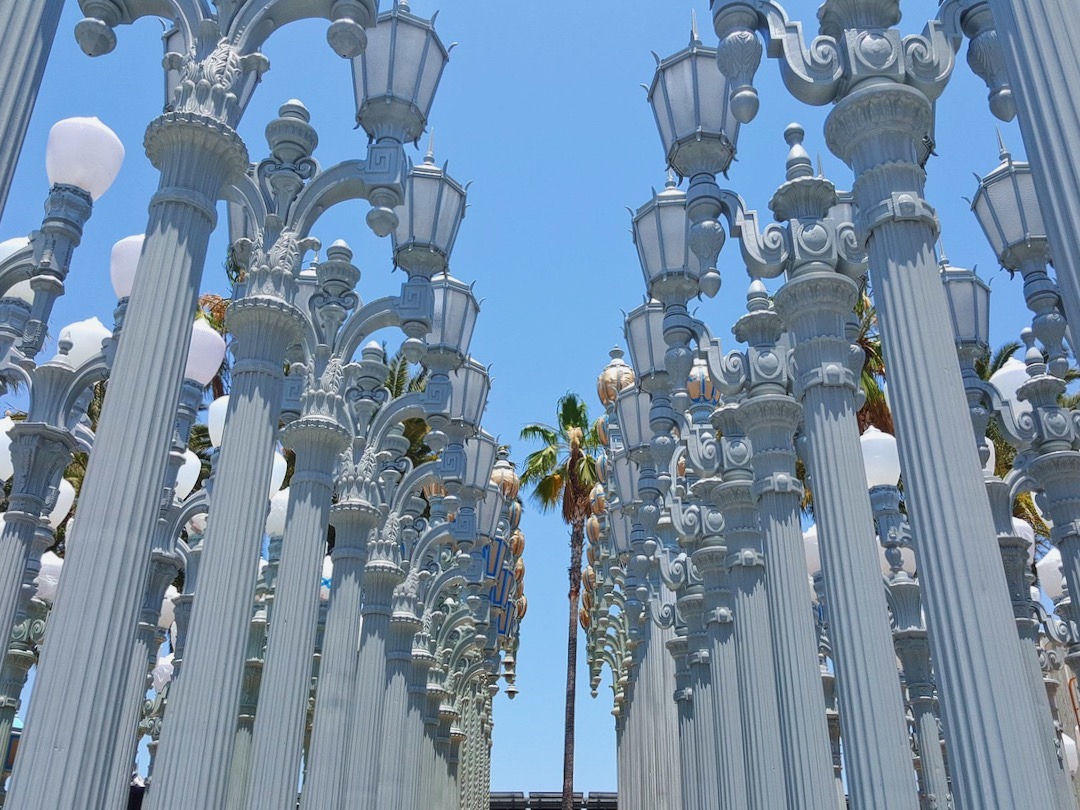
[784,122,804,147]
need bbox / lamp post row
[0,2,526,809]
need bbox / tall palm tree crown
[519,392,600,810]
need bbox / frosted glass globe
[109,234,144,299]
[45,117,125,201]
[174,449,201,501]
[265,487,290,538]
[207,395,229,448]
[990,357,1032,417]
[860,426,901,489]
[47,479,76,530]
[1037,547,1064,601]
[34,550,64,604]
[803,524,821,577]
[158,585,179,630]
[57,317,110,368]
[185,318,226,386]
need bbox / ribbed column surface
[756,489,837,809]
[245,447,339,810]
[865,217,1060,808]
[6,128,240,809]
[801,383,919,809]
[301,516,370,809]
[374,624,421,807]
[621,594,681,810]
[149,313,293,810]
[714,487,786,810]
[988,0,1080,357]
[343,578,396,806]
[105,620,161,809]
[0,0,63,221]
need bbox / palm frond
[520,423,560,447]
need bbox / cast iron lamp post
[941,0,1080,361]
[5,0,387,801]
[860,426,953,810]
[0,1,65,222]
[941,246,1079,802]
[651,2,1061,804]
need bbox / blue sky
[1,0,1038,794]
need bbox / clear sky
[1,0,1037,795]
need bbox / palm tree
[519,393,600,810]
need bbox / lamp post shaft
[986,0,1080,353]
[301,507,374,809]
[245,421,348,810]
[776,274,920,809]
[149,298,299,809]
[894,634,951,809]
[732,406,838,810]
[667,633,699,810]
[826,82,1060,808]
[0,0,63,223]
[6,115,246,810]
[0,425,73,660]
[622,588,682,809]
[373,618,424,807]
[708,482,786,810]
[343,560,403,807]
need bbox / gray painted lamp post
[7,3,379,803]
[708,3,1060,804]
[860,432,953,810]
[703,125,917,806]
[940,256,1077,805]
[940,0,1080,356]
[0,0,64,223]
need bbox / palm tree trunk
[563,519,584,810]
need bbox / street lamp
[353,0,450,145]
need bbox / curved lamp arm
[716,188,788,278]
[713,0,843,123]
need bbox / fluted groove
[301,511,372,808]
[988,0,1080,360]
[246,436,342,810]
[620,592,681,810]
[7,129,243,809]
[867,217,1059,808]
[0,0,63,220]
[801,385,918,808]
[150,307,297,810]
[757,489,838,809]
[343,574,398,807]
[374,622,422,807]
[714,486,786,810]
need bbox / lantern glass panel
[463,431,499,493]
[478,485,504,541]
[940,265,990,348]
[633,186,691,286]
[623,301,666,380]
[429,274,478,357]
[448,357,489,428]
[610,450,638,507]
[614,388,651,454]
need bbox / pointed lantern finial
[784,123,812,182]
